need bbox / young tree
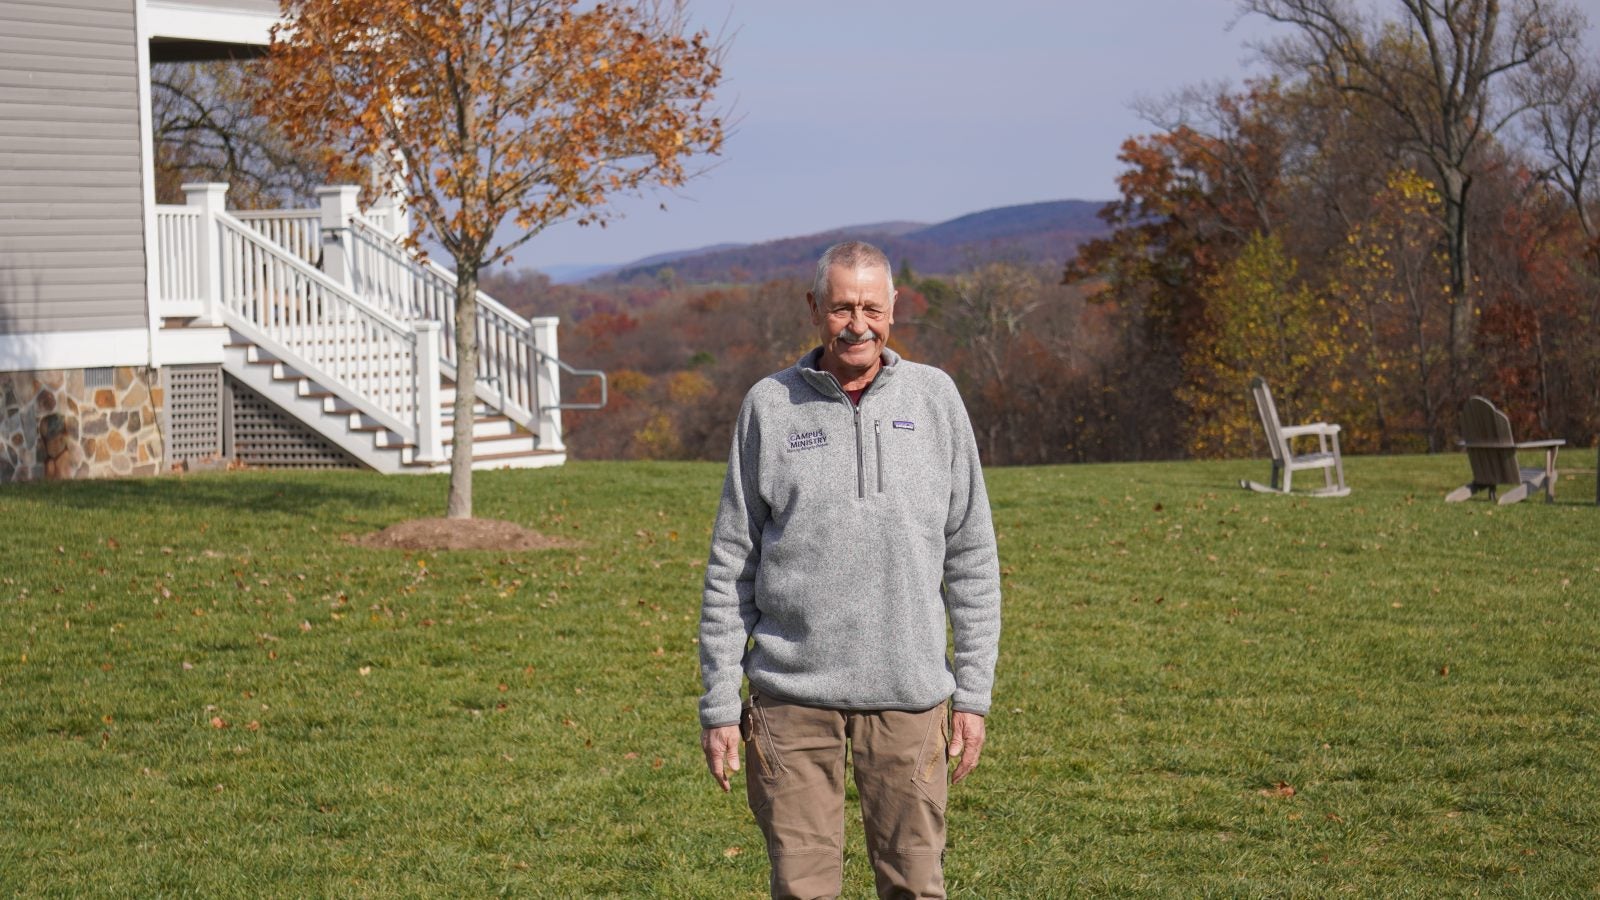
[1241,0,1585,395]
[1332,168,1453,451]
[1181,231,1349,458]
[259,0,724,518]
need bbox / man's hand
[947,710,986,784]
[701,725,741,792]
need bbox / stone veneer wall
[0,367,165,482]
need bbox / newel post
[315,185,361,289]
[530,316,564,452]
[182,182,228,325]
[414,321,445,464]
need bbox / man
[698,240,1002,899]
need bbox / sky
[504,0,1310,273]
[497,1,1304,273]
[497,2,1291,273]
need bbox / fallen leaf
[359,666,372,677]
[651,757,664,769]
[1258,781,1295,798]
[299,621,313,632]
[723,846,742,858]
[245,720,261,732]
[623,751,640,760]
[210,716,228,729]
[182,661,194,671]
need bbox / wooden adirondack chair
[1240,376,1349,497]
[1444,396,1565,505]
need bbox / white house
[0,0,601,482]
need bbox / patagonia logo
[892,420,915,431]
[787,428,828,451]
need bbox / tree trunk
[1441,168,1473,400]
[447,261,480,519]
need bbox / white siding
[0,0,147,336]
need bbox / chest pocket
[875,413,951,521]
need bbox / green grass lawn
[1,454,1597,897]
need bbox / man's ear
[806,292,821,325]
[889,290,898,325]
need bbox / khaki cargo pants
[741,692,949,900]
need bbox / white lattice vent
[160,365,223,464]
[226,379,359,469]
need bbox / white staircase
[151,183,603,473]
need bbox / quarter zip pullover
[698,347,1003,729]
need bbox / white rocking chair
[1240,376,1349,497]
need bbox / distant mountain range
[541,199,1110,284]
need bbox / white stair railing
[212,209,443,460]
[233,209,322,266]
[153,182,600,465]
[344,217,606,433]
[154,207,203,310]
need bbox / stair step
[221,321,566,474]
[443,430,535,447]
[404,448,563,468]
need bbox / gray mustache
[839,327,878,344]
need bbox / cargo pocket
[743,695,784,820]
[910,707,949,814]
[747,694,785,781]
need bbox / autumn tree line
[484,262,1123,465]
[1066,0,1600,460]
[487,1,1597,467]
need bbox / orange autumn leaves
[257,0,724,268]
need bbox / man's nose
[847,308,867,332]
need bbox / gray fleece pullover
[698,347,1002,728]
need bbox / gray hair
[812,240,895,304]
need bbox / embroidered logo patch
[787,428,828,451]
[892,420,915,431]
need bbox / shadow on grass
[0,472,398,516]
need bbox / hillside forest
[488,1,1600,466]
[154,1,1600,467]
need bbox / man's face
[808,264,894,380]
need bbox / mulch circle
[345,517,576,551]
